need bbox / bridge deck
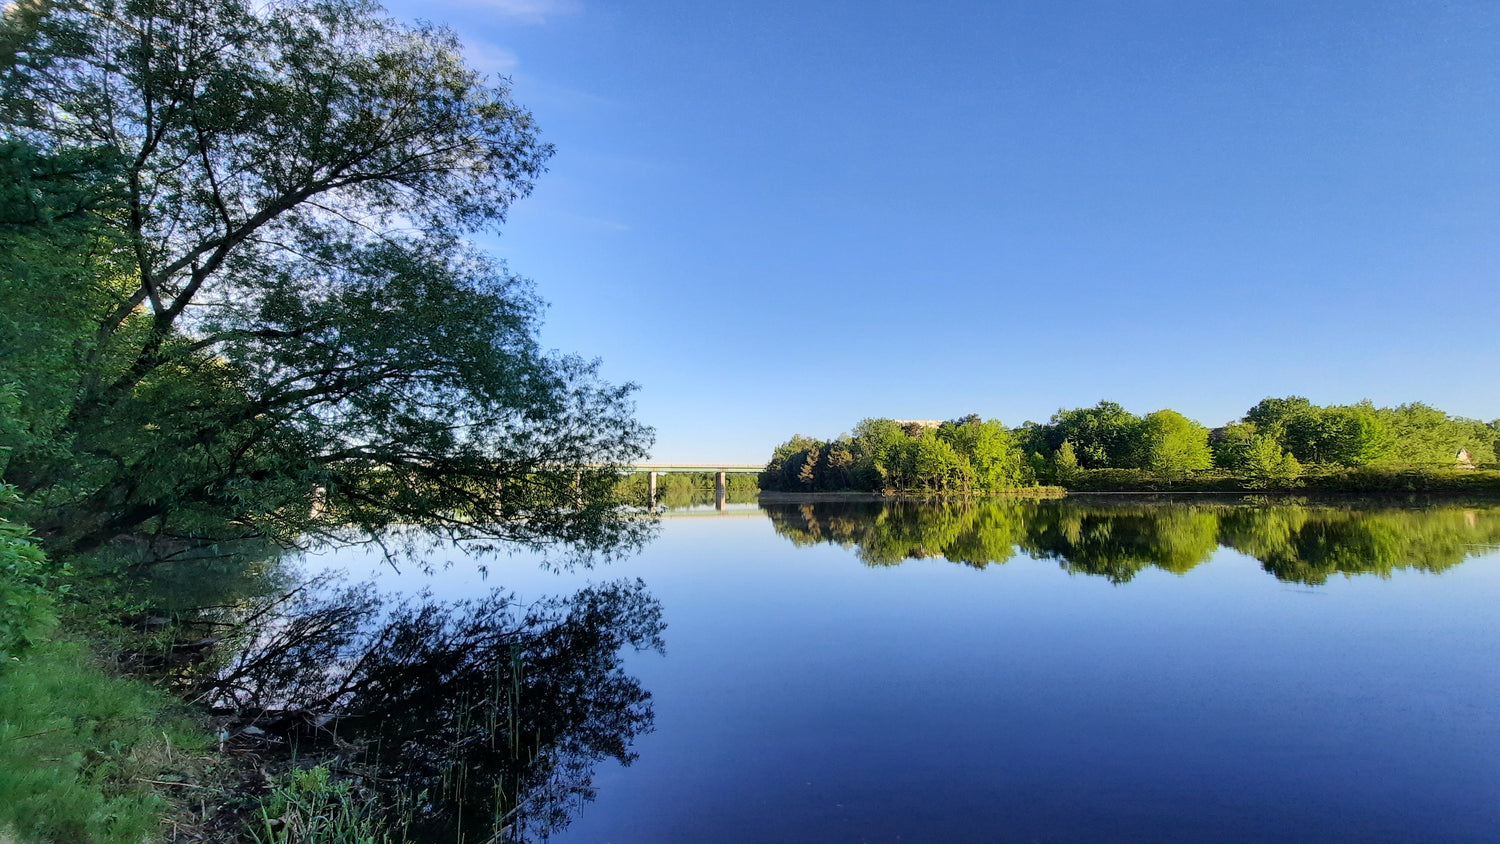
[624,464,763,474]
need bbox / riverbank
[1,626,396,842]
[1061,466,1500,494]
[0,633,210,842]
[0,505,377,842]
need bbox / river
[199,497,1500,842]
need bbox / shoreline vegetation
[759,399,1500,497]
[758,469,1500,498]
[759,484,1500,504]
[3,0,656,839]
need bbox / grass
[0,636,209,844]
[0,513,402,843]
[250,766,398,844]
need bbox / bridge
[622,464,763,509]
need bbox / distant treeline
[760,398,1500,494]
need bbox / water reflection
[764,499,1500,584]
[192,576,664,840]
[127,499,1500,841]
[654,486,760,510]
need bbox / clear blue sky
[381,0,1499,463]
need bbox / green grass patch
[250,765,398,844]
[0,637,209,844]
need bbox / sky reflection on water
[305,500,1500,842]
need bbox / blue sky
[380,0,1499,463]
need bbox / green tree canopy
[1039,401,1145,469]
[1242,433,1303,487]
[937,417,1021,492]
[1378,403,1496,466]
[1243,396,1316,438]
[1138,409,1212,477]
[1281,402,1393,467]
[911,431,971,492]
[1051,440,1080,484]
[0,0,652,559]
[760,434,825,490]
[1240,397,1399,468]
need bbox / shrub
[0,486,61,664]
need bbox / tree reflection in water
[764,499,1500,584]
[198,577,664,841]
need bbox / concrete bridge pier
[619,464,760,511]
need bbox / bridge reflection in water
[624,464,761,510]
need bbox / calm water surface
[297,499,1500,842]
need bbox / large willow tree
[0,0,652,558]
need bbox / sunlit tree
[1,0,653,558]
[1139,409,1212,478]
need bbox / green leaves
[762,416,1025,494]
[1243,433,1302,488]
[1,0,652,562]
[0,487,59,663]
[1139,409,1212,478]
[1043,401,1146,470]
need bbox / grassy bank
[2,494,210,842]
[0,531,390,843]
[0,636,209,843]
